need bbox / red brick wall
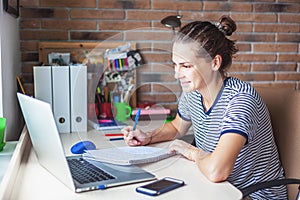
[20,0,300,112]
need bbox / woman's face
[172,42,215,93]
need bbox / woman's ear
[212,55,222,71]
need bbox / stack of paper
[88,119,127,130]
[131,108,171,121]
[83,146,174,165]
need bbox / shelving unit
[38,42,137,108]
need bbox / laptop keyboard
[67,158,115,184]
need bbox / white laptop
[17,93,155,193]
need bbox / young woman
[122,16,287,199]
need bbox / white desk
[0,142,18,181]
[1,122,242,200]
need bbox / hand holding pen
[122,108,151,146]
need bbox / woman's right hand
[121,126,152,146]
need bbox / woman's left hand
[169,139,200,162]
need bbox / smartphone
[136,177,185,196]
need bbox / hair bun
[218,15,236,36]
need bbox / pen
[104,87,109,103]
[96,86,104,103]
[133,108,141,131]
[109,137,124,141]
[104,133,124,137]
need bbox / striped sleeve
[177,92,191,121]
[220,93,259,143]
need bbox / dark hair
[174,15,238,75]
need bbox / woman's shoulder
[224,77,259,98]
[225,77,254,92]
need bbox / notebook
[83,146,175,165]
[17,93,155,193]
[88,119,127,130]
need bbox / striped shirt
[178,77,287,199]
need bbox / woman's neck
[199,76,225,112]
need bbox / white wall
[0,2,24,141]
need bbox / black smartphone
[136,177,185,196]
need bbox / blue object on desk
[133,108,141,131]
[70,141,96,154]
[109,137,124,141]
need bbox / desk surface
[0,142,18,181]
[5,121,242,200]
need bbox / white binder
[52,66,70,133]
[70,65,87,132]
[33,66,53,107]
